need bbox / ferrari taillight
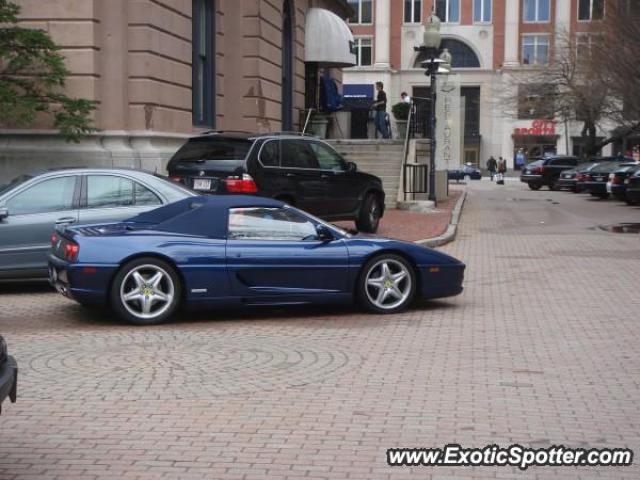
[64,242,80,262]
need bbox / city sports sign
[514,120,556,136]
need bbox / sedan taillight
[64,242,80,262]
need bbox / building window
[522,35,549,65]
[414,38,480,68]
[473,0,492,23]
[523,0,550,22]
[404,0,422,23]
[578,0,604,20]
[192,0,215,127]
[348,0,372,24]
[518,84,555,119]
[576,34,596,60]
[354,38,372,66]
[436,0,460,23]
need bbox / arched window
[413,38,481,68]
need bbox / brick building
[344,0,636,168]
[0,0,355,180]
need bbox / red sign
[514,120,556,136]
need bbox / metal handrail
[402,100,414,170]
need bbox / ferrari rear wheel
[358,254,415,314]
[111,257,181,325]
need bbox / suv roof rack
[254,131,317,138]
[200,130,253,135]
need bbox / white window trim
[523,0,551,24]
[577,0,605,22]
[353,36,373,67]
[404,0,422,24]
[438,0,461,24]
[473,0,492,24]
[349,0,373,25]
[521,34,550,66]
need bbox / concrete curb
[415,189,467,248]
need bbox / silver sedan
[0,168,196,280]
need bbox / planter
[395,120,408,140]
[308,114,329,139]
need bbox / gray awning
[305,8,356,68]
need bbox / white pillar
[555,0,572,40]
[503,0,520,67]
[374,0,391,69]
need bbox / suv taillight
[169,175,182,183]
[225,174,258,193]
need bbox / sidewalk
[336,187,465,244]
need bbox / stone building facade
[344,0,636,168]
[0,0,354,180]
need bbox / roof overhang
[305,8,356,68]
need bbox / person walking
[486,156,497,181]
[498,156,507,175]
[372,81,390,139]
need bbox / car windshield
[0,174,32,195]
[287,207,352,238]
[172,138,251,162]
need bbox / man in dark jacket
[372,81,390,139]
[486,156,497,181]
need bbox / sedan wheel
[358,255,415,314]
[111,258,181,325]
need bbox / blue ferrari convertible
[49,196,465,325]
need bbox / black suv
[167,132,386,232]
[520,155,580,190]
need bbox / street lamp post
[414,13,446,204]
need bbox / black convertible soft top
[125,195,285,238]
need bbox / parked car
[607,164,640,201]
[49,196,465,325]
[625,169,640,205]
[448,164,482,181]
[582,162,638,199]
[0,335,17,414]
[556,161,601,192]
[167,132,386,232]
[0,169,196,280]
[520,155,580,190]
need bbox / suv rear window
[172,138,251,162]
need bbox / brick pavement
[336,189,463,242]
[1,179,639,479]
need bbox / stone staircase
[326,140,405,208]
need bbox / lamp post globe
[423,14,442,49]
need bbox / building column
[97,0,129,130]
[555,0,572,45]
[503,0,520,67]
[374,0,391,69]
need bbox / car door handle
[55,217,76,225]
[320,174,331,179]
[286,173,296,177]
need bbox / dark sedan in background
[0,169,195,280]
[0,335,17,414]
[608,164,640,201]
[556,161,601,192]
[448,164,482,181]
[625,169,640,205]
[582,161,637,199]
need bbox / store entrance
[512,135,558,169]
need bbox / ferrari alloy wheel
[111,258,181,325]
[359,254,415,314]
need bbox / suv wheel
[111,257,182,325]
[356,194,381,233]
[357,254,415,314]
[528,183,541,190]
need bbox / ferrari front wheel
[111,257,182,325]
[358,254,415,314]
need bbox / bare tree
[500,0,640,158]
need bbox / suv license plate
[193,179,211,191]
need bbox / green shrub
[391,102,410,120]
